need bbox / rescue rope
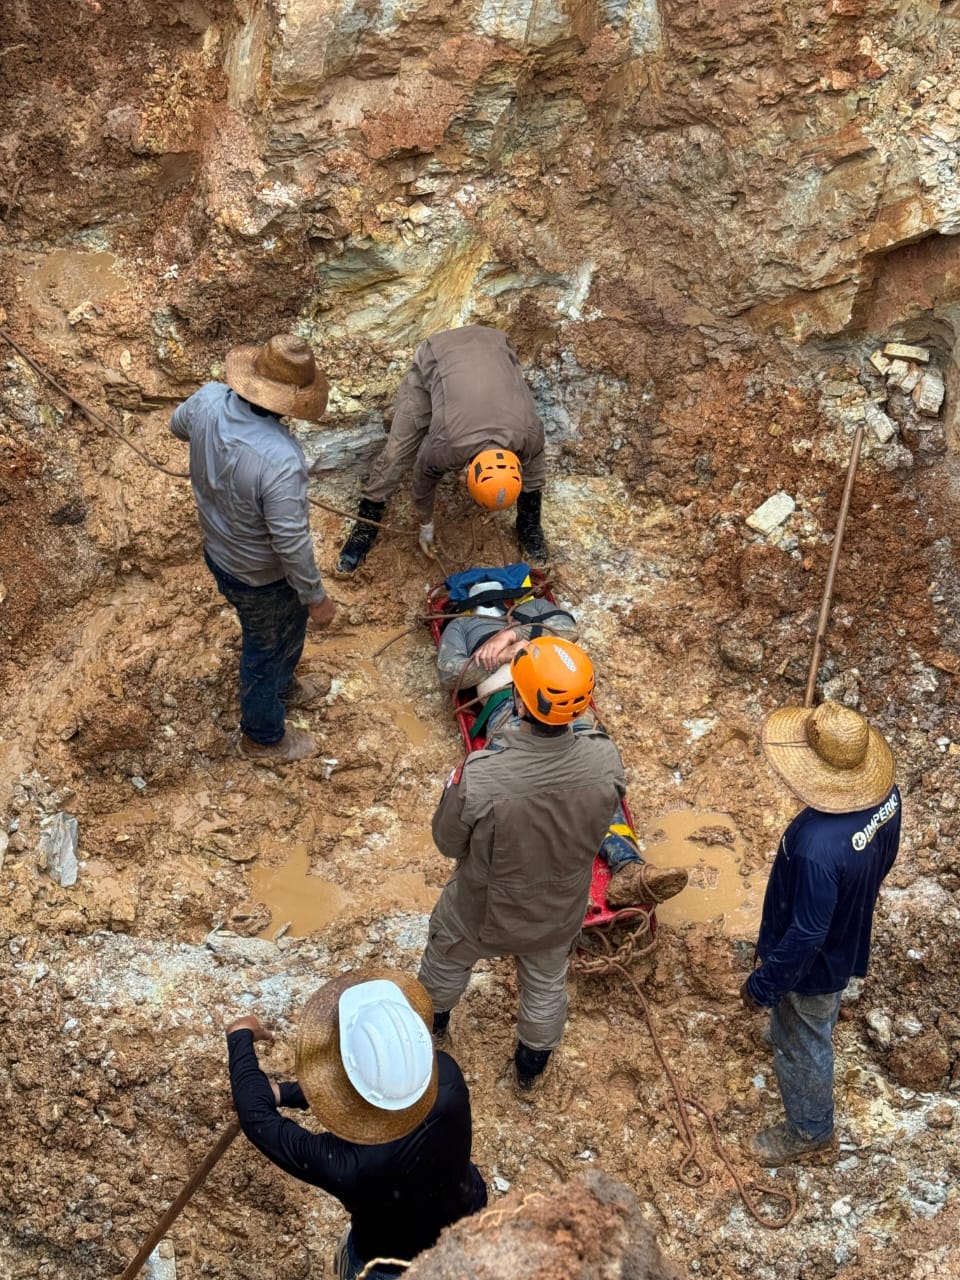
[444,591,564,708]
[308,495,416,535]
[570,954,797,1229]
[492,515,509,567]
[371,580,561,662]
[356,1257,410,1278]
[0,327,416,534]
[353,1193,547,1277]
[0,325,191,480]
[574,907,657,970]
[472,1191,547,1233]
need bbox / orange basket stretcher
[425,571,657,940]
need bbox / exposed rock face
[406,1169,687,1280]
[5,2,960,456]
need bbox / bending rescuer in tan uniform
[336,326,549,574]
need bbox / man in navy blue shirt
[741,700,900,1165]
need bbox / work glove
[418,521,436,556]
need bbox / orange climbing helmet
[511,638,595,725]
[466,449,523,510]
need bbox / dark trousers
[205,551,307,746]
[334,1230,406,1280]
[770,989,843,1141]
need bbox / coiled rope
[570,950,797,1229]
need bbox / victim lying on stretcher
[433,572,688,913]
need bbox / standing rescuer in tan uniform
[418,638,624,1093]
[337,325,549,574]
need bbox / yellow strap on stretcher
[515,574,535,607]
[608,821,638,842]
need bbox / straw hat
[295,969,437,1144]
[225,334,329,420]
[761,700,895,814]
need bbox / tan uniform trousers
[361,370,433,507]
[418,918,574,1051]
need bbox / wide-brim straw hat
[761,700,895,814]
[225,334,329,420]
[295,969,437,1144]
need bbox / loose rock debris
[1,1,960,1278]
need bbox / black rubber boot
[336,499,386,574]
[432,1010,451,1044]
[515,489,548,565]
[514,1040,552,1091]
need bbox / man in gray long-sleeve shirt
[337,326,549,575]
[170,334,336,762]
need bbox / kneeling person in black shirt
[226,968,487,1279]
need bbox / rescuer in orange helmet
[419,636,686,1094]
[510,636,595,724]
[336,326,548,574]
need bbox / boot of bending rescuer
[336,499,387,575]
[515,489,548,565]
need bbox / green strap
[468,687,514,742]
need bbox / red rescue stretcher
[426,572,657,941]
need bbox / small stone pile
[817,340,945,470]
[868,342,945,426]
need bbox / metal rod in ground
[118,1118,241,1280]
[803,423,865,709]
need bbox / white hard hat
[468,580,505,618]
[338,979,434,1111]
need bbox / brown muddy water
[642,810,766,935]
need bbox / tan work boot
[282,674,331,710]
[240,727,318,763]
[606,862,689,908]
[749,1121,835,1166]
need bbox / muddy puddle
[249,827,440,936]
[392,708,431,747]
[642,810,766,936]
[249,841,350,937]
[307,628,434,746]
[19,248,130,312]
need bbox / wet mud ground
[0,342,958,1280]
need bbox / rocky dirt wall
[1,1,959,1278]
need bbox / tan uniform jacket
[430,721,626,953]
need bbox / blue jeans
[770,989,843,1141]
[334,1231,406,1279]
[598,800,643,873]
[205,551,307,746]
